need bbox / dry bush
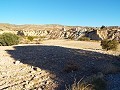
[101,39,119,51]
[27,36,34,41]
[78,37,90,41]
[66,78,94,90]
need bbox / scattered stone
[32,66,37,71]
[14,60,20,65]
[28,71,32,73]
[40,85,46,89]
[23,84,26,88]
[26,81,29,84]
[29,82,34,86]
[46,80,51,85]
[36,67,42,72]
[38,87,43,90]
[25,84,31,89]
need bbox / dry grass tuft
[66,78,94,90]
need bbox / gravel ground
[0,40,120,90]
[105,73,120,90]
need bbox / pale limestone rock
[14,60,20,65]
[38,87,43,90]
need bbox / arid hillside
[0,23,120,41]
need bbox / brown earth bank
[0,40,120,90]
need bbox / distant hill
[0,23,120,41]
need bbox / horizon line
[0,22,120,27]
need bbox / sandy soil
[41,39,120,56]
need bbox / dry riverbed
[0,40,120,90]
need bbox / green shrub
[100,25,106,29]
[0,35,6,46]
[27,36,34,41]
[0,33,19,46]
[101,39,119,51]
[78,37,90,41]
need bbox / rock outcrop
[86,29,120,41]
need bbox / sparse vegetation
[0,33,19,46]
[27,36,34,41]
[100,25,106,29]
[18,36,43,44]
[69,77,106,90]
[66,78,93,90]
[66,72,106,90]
[101,39,119,51]
[78,37,90,41]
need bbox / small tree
[100,25,106,29]
[101,39,119,51]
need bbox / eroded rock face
[86,30,103,40]
[0,23,120,41]
[108,30,120,41]
[86,29,120,41]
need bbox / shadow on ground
[6,45,120,90]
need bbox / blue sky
[0,0,120,26]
